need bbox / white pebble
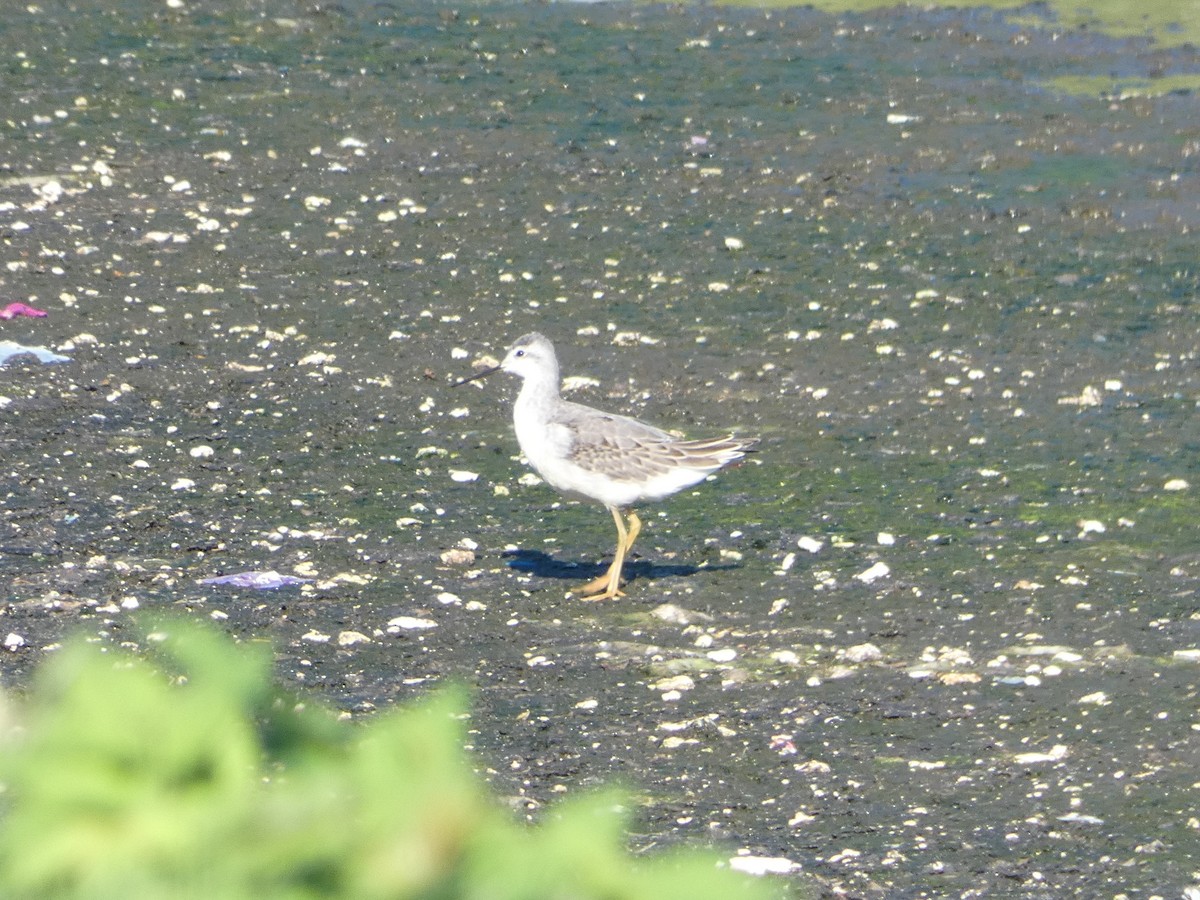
[854,561,891,583]
[653,675,696,693]
[842,643,883,663]
[729,855,802,876]
[387,616,437,631]
[707,647,737,663]
[1013,744,1068,764]
[1164,478,1189,492]
[3,633,27,651]
[650,603,699,625]
[439,549,475,566]
[797,535,824,553]
[449,469,479,483]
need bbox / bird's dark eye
[514,349,525,357]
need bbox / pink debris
[769,734,798,756]
[0,303,48,320]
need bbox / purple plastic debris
[199,571,313,589]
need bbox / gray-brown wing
[557,401,752,483]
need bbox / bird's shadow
[501,548,739,588]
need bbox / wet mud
[2,1,1199,896]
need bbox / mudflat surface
[2,2,1199,896]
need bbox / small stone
[653,675,696,693]
[337,631,371,646]
[1014,744,1068,765]
[3,633,26,651]
[651,603,711,625]
[387,616,437,631]
[729,855,802,876]
[854,561,890,583]
[440,548,475,566]
[1164,478,1189,492]
[842,643,883,663]
[661,736,698,749]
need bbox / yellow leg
[623,510,642,556]
[577,507,631,601]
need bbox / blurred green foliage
[0,621,784,899]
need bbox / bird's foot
[573,571,624,601]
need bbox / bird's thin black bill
[453,365,500,387]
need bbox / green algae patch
[714,0,1200,48]
[1046,72,1200,98]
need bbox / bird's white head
[500,332,558,383]
[454,331,561,390]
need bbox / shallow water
[2,1,1199,896]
